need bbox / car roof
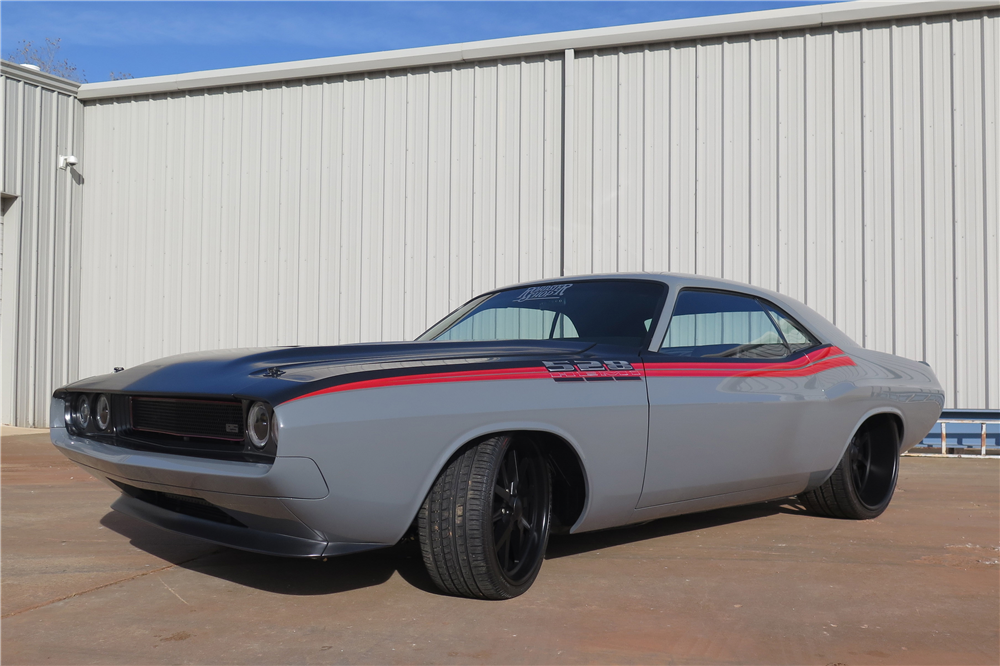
[497,272,859,350]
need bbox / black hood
[59,340,597,405]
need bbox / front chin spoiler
[111,494,385,558]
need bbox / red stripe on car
[644,346,855,378]
[285,347,854,403]
[285,366,551,403]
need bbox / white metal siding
[77,56,565,386]
[5,6,997,426]
[564,11,998,409]
[0,68,83,426]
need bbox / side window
[661,290,790,359]
[762,302,819,353]
[435,308,579,342]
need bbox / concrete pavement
[2,428,997,664]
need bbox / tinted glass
[661,290,790,359]
[436,308,579,342]
[419,280,665,348]
[763,302,818,353]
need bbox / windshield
[417,280,667,349]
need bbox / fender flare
[408,421,593,534]
[805,406,905,492]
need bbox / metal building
[1,63,83,427]
[2,0,997,426]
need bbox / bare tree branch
[4,38,87,83]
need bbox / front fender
[273,377,648,545]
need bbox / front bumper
[51,427,382,558]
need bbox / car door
[637,288,826,509]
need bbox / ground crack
[1,553,213,619]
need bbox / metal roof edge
[77,0,999,100]
[1,60,82,96]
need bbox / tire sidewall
[479,434,552,598]
[844,419,900,519]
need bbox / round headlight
[95,394,111,431]
[73,394,91,430]
[247,402,270,449]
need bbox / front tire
[799,418,900,519]
[418,434,551,599]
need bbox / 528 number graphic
[542,360,642,382]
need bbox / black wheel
[799,418,900,519]
[418,434,551,599]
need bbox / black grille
[112,480,247,527]
[131,397,244,441]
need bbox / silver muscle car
[50,273,944,599]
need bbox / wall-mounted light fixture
[58,155,79,170]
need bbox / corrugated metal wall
[77,56,565,393]
[562,10,998,410]
[5,8,996,425]
[1,65,83,427]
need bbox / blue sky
[2,1,839,82]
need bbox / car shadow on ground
[99,510,441,596]
[546,499,804,559]
[101,498,808,597]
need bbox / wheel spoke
[506,449,519,494]
[496,516,514,550]
[849,433,873,491]
[494,483,512,505]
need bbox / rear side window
[660,290,816,359]
[762,302,819,353]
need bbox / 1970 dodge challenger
[51,273,944,599]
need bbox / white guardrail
[904,418,1000,458]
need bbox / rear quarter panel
[798,347,944,489]
[845,348,945,451]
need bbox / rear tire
[418,434,551,599]
[799,418,900,519]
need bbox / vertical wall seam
[423,71,432,326]
[948,15,959,407]
[919,21,929,363]
[380,73,390,336]
[64,93,75,377]
[747,38,753,284]
[45,91,59,400]
[512,60,518,282]
[8,79,22,421]
[234,88,245,343]
[297,82,309,343]
[980,12,992,407]
[721,41,727,277]
[357,77,367,340]
[665,44,675,271]
[802,32,809,306]
[860,26,868,348]
[641,47,647,272]
[615,50,621,272]
[27,84,42,423]
[446,70,453,304]
[831,30,838,325]
[559,49,571,277]
[400,72,409,336]
[888,25,897,355]
[587,51,598,273]
[694,41,699,275]
[776,34,782,293]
